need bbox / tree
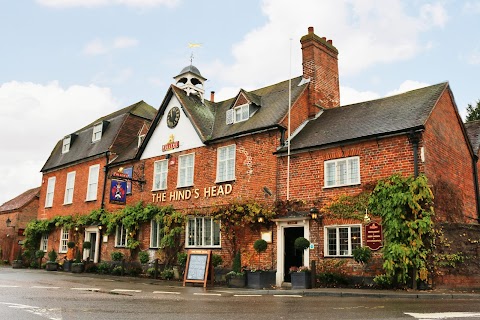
[465,99,480,122]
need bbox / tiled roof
[41,101,156,172]
[465,120,480,154]
[0,187,40,213]
[281,82,448,153]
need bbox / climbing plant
[368,174,435,285]
[321,192,371,220]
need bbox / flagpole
[286,38,292,202]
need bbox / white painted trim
[83,226,101,263]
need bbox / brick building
[0,187,40,262]
[34,27,479,288]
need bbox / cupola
[173,65,207,102]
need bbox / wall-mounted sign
[162,134,180,152]
[151,183,232,203]
[112,171,129,179]
[365,222,383,251]
[110,180,127,204]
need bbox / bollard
[154,258,159,279]
[121,259,125,276]
[310,260,316,288]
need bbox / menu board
[183,249,213,287]
[365,222,383,251]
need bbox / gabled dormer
[61,134,77,154]
[92,120,109,143]
[226,90,261,125]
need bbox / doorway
[283,227,304,282]
[84,226,101,263]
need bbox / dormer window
[92,123,103,142]
[226,103,251,125]
[138,134,145,148]
[62,136,71,154]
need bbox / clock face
[167,106,180,129]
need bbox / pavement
[70,271,480,300]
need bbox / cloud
[0,81,119,205]
[204,0,448,94]
[463,1,480,14]
[83,37,139,56]
[340,87,380,106]
[466,47,480,65]
[36,0,180,8]
[385,80,431,97]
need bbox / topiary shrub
[111,251,124,261]
[83,241,91,250]
[47,249,58,263]
[294,237,310,251]
[232,251,242,273]
[253,239,268,270]
[67,241,76,249]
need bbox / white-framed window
[178,153,194,187]
[62,136,71,154]
[59,228,69,253]
[40,234,48,252]
[123,166,133,195]
[153,160,168,190]
[186,217,221,248]
[64,171,76,204]
[216,145,236,182]
[150,220,164,248]
[86,164,100,201]
[115,224,128,247]
[234,104,249,123]
[92,123,103,142]
[324,156,360,188]
[324,225,362,257]
[45,177,56,208]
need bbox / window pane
[349,158,359,184]
[213,221,220,246]
[188,218,195,246]
[204,219,212,246]
[339,227,349,255]
[337,160,347,185]
[196,218,202,246]
[351,226,361,250]
[326,163,335,186]
[328,229,337,255]
[151,220,158,248]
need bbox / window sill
[176,185,194,189]
[185,245,221,249]
[85,199,97,203]
[324,255,353,258]
[63,203,72,206]
[215,179,235,184]
[323,182,361,189]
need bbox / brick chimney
[301,26,340,111]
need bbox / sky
[0,0,479,206]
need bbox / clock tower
[173,65,207,102]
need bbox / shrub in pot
[71,250,84,273]
[46,249,58,271]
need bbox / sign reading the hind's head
[183,249,214,288]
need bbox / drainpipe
[408,132,420,178]
[101,151,110,210]
[472,155,480,222]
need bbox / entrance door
[84,227,100,263]
[89,233,97,262]
[284,227,304,282]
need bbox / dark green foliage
[316,272,349,286]
[294,237,310,250]
[74,250,82,263]
[138,251,150,264]
[67,241,75,248]
[97,262,111,274]
[232,251,242,273]
[127,266,142,277]
[161,268,174,280]
[146,267,156,278]
[466,99,480,122]
[212,254,223,268]
[177,252,187,267]
[111,265,124,276]
[35,250,45,259]
[82,241,91,250]
[111,251,124,261]
[368,174,434,285]
[352,246,372,265]
[253,239,268,253]
[47,249,57,263]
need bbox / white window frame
[186,217,221,248]
[64,171,76,204]
[59,228,69,253]
[178,153,194,188]
[234,104,249,123]
[45,177,56,208]
[153,160,168,191]
[216,144,236,182]
[86,164,100,201]
[92,123,103,142]
[40,234,48,252]
[324,224,362,257]
[115,224,128,247]
[324,156,360,188]
[62,136,71,154]
[150,220,164,248]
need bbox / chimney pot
[210,91,215,102]
[322,37,326,41]
[308,26,314,34]
[327,39,332,44]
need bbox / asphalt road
[1,268,480,320]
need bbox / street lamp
[6,217,12,228]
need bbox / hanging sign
[109,180,127,204]
[183,249,214,287]
[365,222,383,251]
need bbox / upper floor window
[123,166,133,194]
[234,104,249,123]
[59,228,69,253]
[216,145,235,182]
[92,123,103,142]
[186,217,220,248]
[324,225,361,257]
[45,177,56,208]
[324,156,360,188]
[178,153,194,188]
[62,136,71,154]
[150,220,164,248]
[115,224,128,247]
[86,164,100,201]
[153,160,168,191]
[64,171,76,204]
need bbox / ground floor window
[115,224,127,247]
[59,228,69,253]
[186,217,220,248]
[150,220,164,248]
[40,234,48,252]
[324,225,361,257]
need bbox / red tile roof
[0,187,40,213]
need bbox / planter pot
[291,272,312,289]
[247,271,276,289]
[71,263,85,273]
[46,262,58,271]
[12,260,23,269]
[63,260,73,272]
[227,274,246,288]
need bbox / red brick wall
[423,89,477,223]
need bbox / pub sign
[365,222,383,251]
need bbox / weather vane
[188,42,202,65]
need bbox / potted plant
[138,250,150,273]
[352,246,372,286]
[63,241,76,272]
[71,250,84,273]
[35,250,45,269]
[12,250,23,269]
[247,239,275,289]
[290,266,312,289]
[226,251,245,288]
[46,249,58,271]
